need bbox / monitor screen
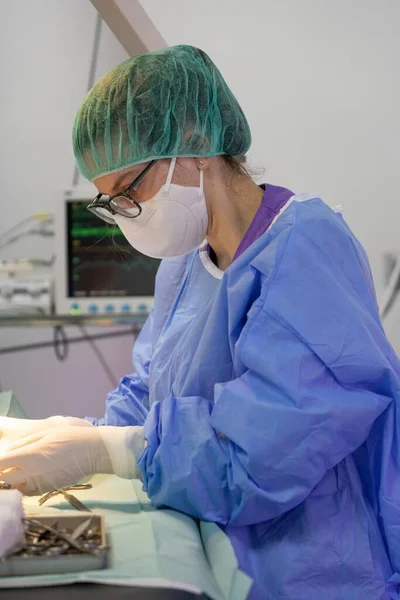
[66,201,160,298]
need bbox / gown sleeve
[87,311,153,427]
[137,205,395,526]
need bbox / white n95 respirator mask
[114,158,209,259]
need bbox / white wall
[0,0,133,418]
[139,0,400,345]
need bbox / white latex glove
[0,424,144,495]
[0,416,92,448]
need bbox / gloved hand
[0,424,144,495]
[0,416,92,448]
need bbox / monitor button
[105,304,115,313]
[138,304,148,312]
[121,304,131,312]
[88,304,98,313]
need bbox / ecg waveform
[71,227,124,238]
[67,201,159,298]
[73,256,159,275]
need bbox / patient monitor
[55,188,160,316]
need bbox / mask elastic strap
[165,158,176,191]
[165,157,204,197]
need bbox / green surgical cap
[73,45,251,181]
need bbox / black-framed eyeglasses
[87,160,157,224]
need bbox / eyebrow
[108,167,140,195]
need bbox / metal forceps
[39,484,93,512]
[20,516,100,556]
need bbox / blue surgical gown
[93,195,400,599]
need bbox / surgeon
[1,45,400,599]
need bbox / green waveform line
[71,227,125,237]
[73,257,160,274]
